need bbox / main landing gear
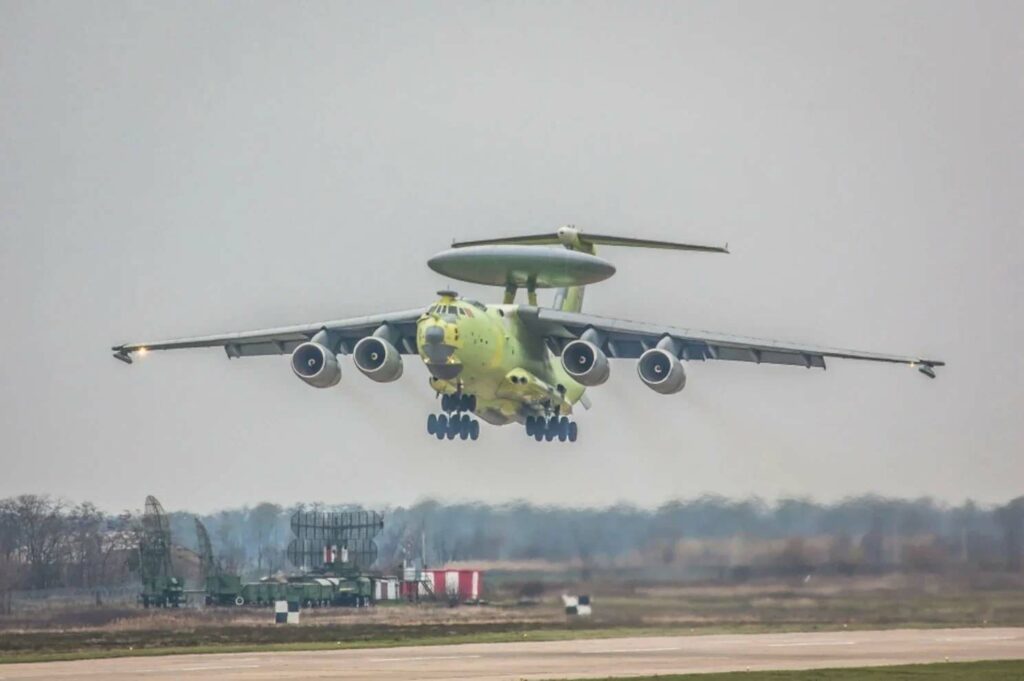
[525,415,578,443]
[427,393,480,441]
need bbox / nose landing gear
[427,392,480,441]
[524,415,578,443]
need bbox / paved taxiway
[2,627,1022,680]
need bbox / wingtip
[915,360,944,378]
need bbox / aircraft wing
[518,307,944,378]
[111,308,425,364]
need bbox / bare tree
[7,496,66,589]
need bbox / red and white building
[401,567,483,602]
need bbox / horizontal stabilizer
[581,234,728,253]
[453,233,563,247]
[452,225,728,254]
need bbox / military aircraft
[112,226,943,442]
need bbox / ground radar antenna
[286,509,384,572]
[194,517,216,583]
[138,495,184,607]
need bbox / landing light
[137,347,148,357]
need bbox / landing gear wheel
[525,416,535,436]
[470,420,480,440]
[544,423,555,441]
[534,430,543,442]
[427,414,438,435]
[568,422,578,442]
[442,394,452,412]
[557,416,569,442]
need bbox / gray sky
[1,1,1021,513]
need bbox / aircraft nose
[424,325,444,345]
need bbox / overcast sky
[1,1,1021,513]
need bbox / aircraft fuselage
[416,292,584,425]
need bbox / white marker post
[561,594,592,617]
[275,600,300,624]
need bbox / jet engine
[353,336,404,382]
[290,342,341,388]
[561,340,610,386]
[637,348,686,394]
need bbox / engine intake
[353,337,404,383]
[291,342,341,388]
[637,348,686,394]
[561,340,610,386]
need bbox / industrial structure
[137,497,483,609]
[196,508,402,608]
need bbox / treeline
[0,496,136,595]
[1,494,1022,595]
[378,496,1024,575]
[176,495,1024,578]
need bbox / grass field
[570,660,1024,680]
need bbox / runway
[2,627,1022,680]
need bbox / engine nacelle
[291,342,341,388]
[353,336,404,383]
[637,348,686,394]
[561,340,610,386]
